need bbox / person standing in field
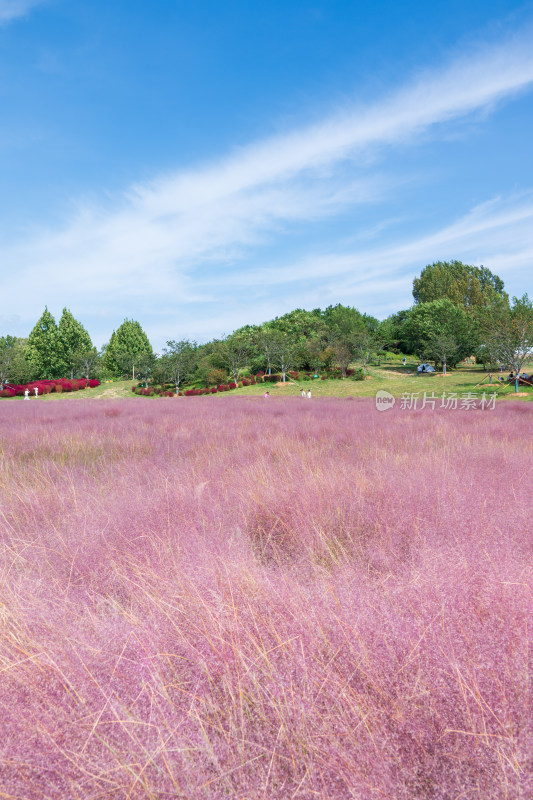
[307,390,312,399]
[24,388,29,400]
[34,387,39,397]
[301,389,306,398]
[264,391,269,398]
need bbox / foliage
[161,339,197,389]
[58,308,93,379]
[212,334,249,384]
[401,298,472,365]
[479,294,533,390]
[413,260,508,310]
[26,307,66,379]
[351,328,378,374]
[0,335,27,385]
[102,318,153,378]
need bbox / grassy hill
[33,358,533,402]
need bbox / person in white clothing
[34,387,39,397]
[24,389,29,400]
[307,390,312,399]
[301,389,306,398]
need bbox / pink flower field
[0,398,531,799]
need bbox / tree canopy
[26,308,66,379]
[59,308,93,379]
[412,261,507,310]
[103,319,153,378]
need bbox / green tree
[351,329,377,375]
[8,338,33,383]
[58,308,93,379]
[413,261,508,310]
[77,347,101,380]
[481,294,533,392]
[0,335,18,385]
[27,308,66,378]
[212,334,249,384]
[161,340,197,390]
[102,319,153,379]
[272,332,298,382]
[402,299,472,366]
[332,337,353,379]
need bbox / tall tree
[0,335,18,385]
[77,346,100,380]
[58,308,93,379]
[213,334,249,384]
[332,338,353,379]
[102,319,153,379]
[351,329,377,375]
[161,340,197,390]
[402,299,472,365]
[413,261,508,310]
[26,308,66,379]
[481,294,533,392]
[272,332,297,382]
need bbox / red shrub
[211,387,217,394]
[53,384,63,393]
[88,380,100,388]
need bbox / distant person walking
[307,390,312,399]
[402,356,406,366]
[34,387,39,397]
[301,389,306,398]
[24,389,29,400]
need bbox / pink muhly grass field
[0,398,531,799]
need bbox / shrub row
[0,378,100,398]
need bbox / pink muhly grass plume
[0,398,531,799]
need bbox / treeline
[1,261,532,388]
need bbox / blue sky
[1,0,533,349]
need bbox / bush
[210,387,217,394]
[207,368,228,386]
[350,369,365,381]
[88,380,100,388]
[54,384,63,393]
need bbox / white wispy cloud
[190,193,533,317]
[0,0,44,23]
[3,28,533,342]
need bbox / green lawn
[32,359,532,402]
